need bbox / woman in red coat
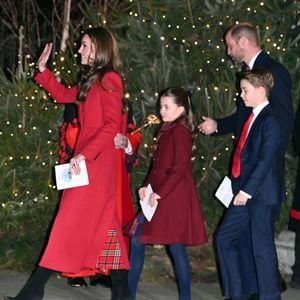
[128,87,208,300]
[5,27,130,300]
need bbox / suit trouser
[292,231,300,281]
[215,202,281,300]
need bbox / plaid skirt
[63,226,127,278]
[96,228,128,275]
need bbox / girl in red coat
[128,87,208,300]
[5,27,130,300]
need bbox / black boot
[67,277,88,287]
[111,270,131,300]
[4,266,52,300]
[90,274,112,288]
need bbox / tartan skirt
[96,228,128,275]
[63,226,128,278]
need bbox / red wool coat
[116,111,140,238]
[140,120,208,246]
[34,69,129,274]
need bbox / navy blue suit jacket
[231,105,282,205]
[217,51,293,147]
[217,51,293,201]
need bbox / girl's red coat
[140,120,208,246]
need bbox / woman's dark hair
[77,26,125,103]
[157,87,197,133]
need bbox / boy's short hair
[240,68,274,97]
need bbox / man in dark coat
[288,103,300,289]
[198,22,293,298]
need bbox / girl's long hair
[77,27,126,104]
[157,87,197,134]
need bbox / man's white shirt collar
[248,50,262,70]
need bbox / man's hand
[198,116,217,135]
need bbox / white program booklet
[215,176,233,208]
[55,160,89,190]
[139,184,158,222]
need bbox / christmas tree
[0,0,299,276]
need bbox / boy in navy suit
[216,69,282,300]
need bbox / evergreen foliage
[0,0,299,272]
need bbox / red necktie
[231,112,254,178]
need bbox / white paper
[139,184,158,221]
[55,160,89,190]
[215,176,233,208]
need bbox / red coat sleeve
[34,68,78,103]
[127,131,142,153]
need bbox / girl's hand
[138,187,147,200]
[37,43,53,72]
[149,193,161,207]
[69,154,86,176]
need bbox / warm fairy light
[0,0,297,226]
